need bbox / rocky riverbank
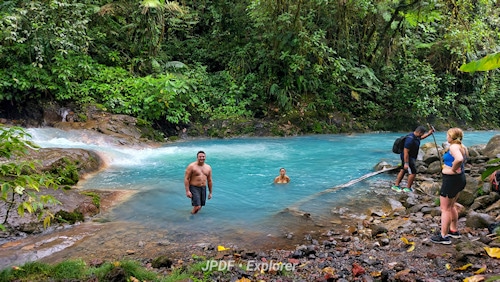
[2,145,498,281]
[1,112,500,280]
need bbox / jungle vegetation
[1,0,499,134]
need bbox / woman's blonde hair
[445,128,468,157]
[447,127,463,145]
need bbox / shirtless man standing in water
[184,151,213,214]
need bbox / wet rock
[370,224,388,237]
[104,266,127,282]
[386,198,405,214]
[151,255,173,268]
[485,198,500,213]
[455,240,487,259]
[291,250,304,259]
[89,258,104,267]
[470,193,499,210]
[379,237,390,246]
[465,211,495,229]
[458,176,481,206]
[418,181,440,196]
[75,201,99,217]
[483,134,500,158]
[17,222,41,234]
[374,161,392,171]
[426,161,442,174]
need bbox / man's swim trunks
[189,185,206,206]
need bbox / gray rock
[470,194,499,210]
[465,211,495,229]
[483,134,500,158]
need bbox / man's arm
[421,129,434,139]
[207,166,213,199]
[184,165,192,196]
[403,148,410,165]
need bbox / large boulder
[457,176,481,207]
[52,114,148,147]
[421,142,441,165]
[483,134,500,159]
[24,148,104,178]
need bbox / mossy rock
[54,210,84,224]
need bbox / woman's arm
[449,144,464,173]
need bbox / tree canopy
[1,0,499,134]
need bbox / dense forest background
[1,0,500,137]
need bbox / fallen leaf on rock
[394,269,410,279]
[473,265,486,274]
[352,263,365,277]
[217,245,230,251]
[236,278,251,282]
[298,261,311,268]
[454,263,472,271]
[400,236,415,252]
[370,271,382,277]
[322,267,335,275]
[463,275,485,282]
[407,243,415,252]
[445,263,451,270]
[400,237,410,244]
[426,252,437,259]
[348,226,357,234]
[483,247,500,258]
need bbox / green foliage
[0,126,61,229]
[54,210,84,224]
[81,191,100,208]
[481,158,500,181]
[49,158,79,185]
[2,0,500,132]
[460,53,500,72]
[0,259,181,281]
[51,259,87,280]
[0,0,94,67]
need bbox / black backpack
[392,135,408,154]
[490,170,500,193]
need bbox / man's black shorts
[190,185,206,206]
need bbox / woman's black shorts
[440,173,466,198]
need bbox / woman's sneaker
[448,230,461,239]
[430,234,451,245]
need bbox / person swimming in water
[274,168,290,184]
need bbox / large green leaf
[459,53,500,72]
